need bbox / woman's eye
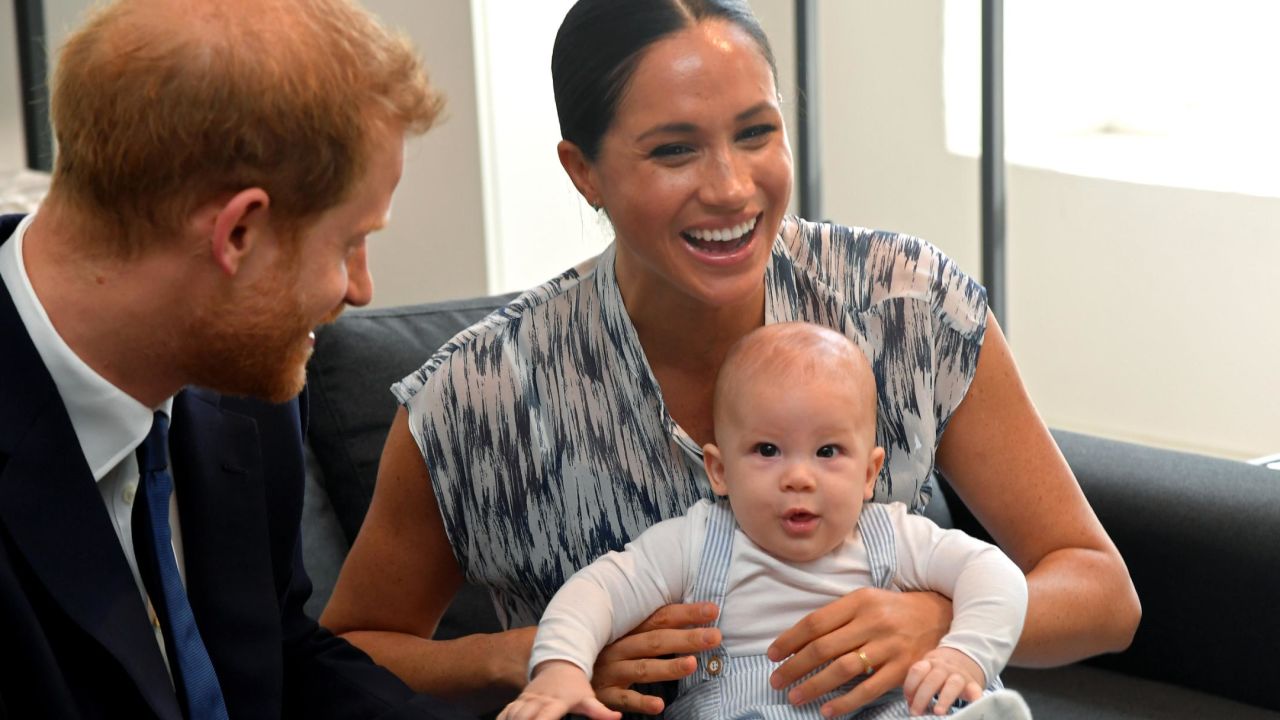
[754,443,779,458]
[650,143,693,159]
[816,445,838,458]
[738,124,777,143]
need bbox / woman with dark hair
[323,0,1140,716]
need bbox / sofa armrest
[944,430,1279,711]
[1053,430,1279,710]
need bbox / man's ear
[208,188,272,276]
[557,140,602,209]
[703,443,730,497]
[864,446,886,502]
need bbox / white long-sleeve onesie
[530,500,1027,688]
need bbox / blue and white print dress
[393,216,988,629]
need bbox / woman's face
[576,20,793,314]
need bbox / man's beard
[181,271,338,404]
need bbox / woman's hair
[47,0,442,256]
[551,0,776,161]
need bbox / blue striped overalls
[666,500,913,720]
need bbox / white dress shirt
[0,212,185,671]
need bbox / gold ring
[857,650,875,676]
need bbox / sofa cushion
[304,294,516,638]
[306,294,517,544]
[942,429,1280,712]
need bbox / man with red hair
[0,1,465,717]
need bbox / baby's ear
[864,446,886,501]
[703,444,729,496]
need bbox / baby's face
[704,369,884,563]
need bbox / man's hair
[46,0,442,255]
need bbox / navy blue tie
[133,411,230,720]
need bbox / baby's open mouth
[782,508,819,535]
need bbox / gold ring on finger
[857,649,875,676]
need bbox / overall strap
[858,503,898,590]
[680,499,738,689]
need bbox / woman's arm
[934,312,1140,665]
[322,408,719,713]
[764,312,1139,716]
[320,407,534,711]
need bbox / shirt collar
[0,212,174,481]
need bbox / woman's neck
[617,269,766,447]
[623,281,765,376]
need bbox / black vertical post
[14,0,53,172]
[795,0,821,221]
[981,0,1006,328]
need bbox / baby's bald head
[712,323,878,444]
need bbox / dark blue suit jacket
[0,214,466,719]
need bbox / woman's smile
[680,212,762,261]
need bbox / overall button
[706,655,723,676]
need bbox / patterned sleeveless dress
[393,216,987,628]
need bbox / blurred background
[3,0,1276,460]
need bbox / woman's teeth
[684,216,757,243]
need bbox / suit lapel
[0,260,183,719]
[170,388,281,710]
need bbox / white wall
[816,0,1279,459]
[469,0,609,294]
[7,1,1274,458]
[0,0,86,176]
[0,1,24,173]
[363,0,488,306]
[24,0,489,308]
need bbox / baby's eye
[754,443,779,458]
[816,445,839,458]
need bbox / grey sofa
[301,294,1280,719]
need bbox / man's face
[185,126,405,402]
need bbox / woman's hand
[766,588,952,716]
[590,602,722,715]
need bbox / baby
[500,323,1029,720]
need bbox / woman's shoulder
[777,215,986,332]
[779,216,958,289]
[391,255,604,405]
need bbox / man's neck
[24,211,191,408]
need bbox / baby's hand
[498,660,621,720]
[902,647,985,716]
